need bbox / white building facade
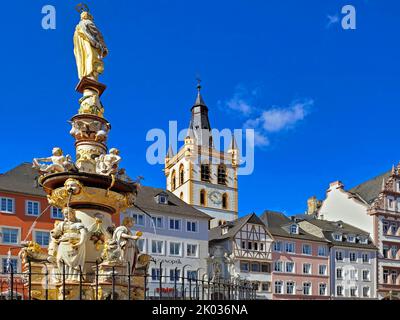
[121,186,211,299]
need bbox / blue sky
[1,0,400,217]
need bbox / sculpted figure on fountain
[32,147,75,174]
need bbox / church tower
[165,82,239,228]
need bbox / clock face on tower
[209,190,222,205]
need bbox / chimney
[328,180,344,191]
[307,196,322,215]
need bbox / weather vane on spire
[196,75,202,92]
[75,3,89,14]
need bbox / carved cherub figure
[32,147,75,174]
[95,148,121,175]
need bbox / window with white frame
[362,270,370,281]
[362,253,370,263]
[261,282,270,292]
[290,224,299,234]
[319,283,327,296]
[137,238,145,252]
[350,269,358,280]
[349,252,357,262]
[319,265,327,275]
[1,227,19,244]
[34,231,50,246]
[285,261,295,273]
[151,268,161,281]
[362,286,370,298]
[318,246,327,257]
[186,244,198,257]
[285,242,295,253]
[302,244,312,255]
[383,246,390,258]
[274,281,283,294]
[388,197,395,210]
[274,261,283,272]
[273,241,282,252]
[390,223,398,235]
[347,235,355,243]
[169,269,181,282]
[132,213,145,226]
[350,287,358,297]
[303,282,311,295]
[286,281,295,294]
[151,240,164,254]
[303,263,311,275]
[333,233,342,241]
[26,200,40,216]
[261,263,270,273]
[186,220,198,232]
[240,262,249,272]
[2,258,18,273]
[359,237,368,244]
[151,216,163,229]
[0,197,14,214]
[336,268,343,279]
[51,207,63,219]
[383,270,389,283]
[169,242,181,256]
[335,250,343,261]
[169,218,181,231]
[336,285,343,297]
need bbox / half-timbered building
[208,213,273,299]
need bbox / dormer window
[347,235,355,243]
[333,233,342,241]
[290,224,299,234]
[155,193,168,204]
[359,237,368,244]
[222,226,229,235]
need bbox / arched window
[200,189,206,206]
[201,164,210,182]
[179,164,184,186]
[218,164,226,185]
[180,192,184,200]
[171,170,176,190]
[222,193,228,209]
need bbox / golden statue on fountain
[73,5,108,81]
[23,4,152,300]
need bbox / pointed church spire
[229,133,238,151]
[194,78,207,107]
[166,145,175,159]
[188,78,212,147]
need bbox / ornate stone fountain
[20,5,151,300]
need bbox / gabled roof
[0,163,45,197]
[348,170,391,205]
[209,213,267,241]
[260,210,326,242]
[304,218,377,250]
[134,185,211,219]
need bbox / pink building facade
[261,211,330,300]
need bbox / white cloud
[224,86,313,148]
[258,100,312,132]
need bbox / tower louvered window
[201,164,210,182]
[218,164,226,185]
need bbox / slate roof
[209,213,266,241]
[134,185,211,220]
[348,170,391,205]
[304,219,377,250]
[0,163,45,197]
[260,210,327,243]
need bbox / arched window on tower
[222,193,228,210]
[200,189,206,206]
[179,164,184,186]
[218,164,227,185]
[171,170,176,190]
[201,164,210,182]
